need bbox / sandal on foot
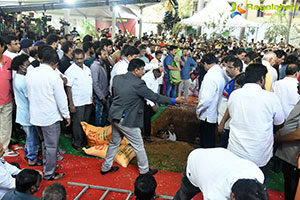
[28,159,42,166]
[44,172,65,181]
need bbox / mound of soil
[144,139,195,173]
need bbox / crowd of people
[0,24,300,199]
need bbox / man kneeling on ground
[174,148,268,200]
[2,169,42,200]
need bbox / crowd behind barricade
[0,25,300,200]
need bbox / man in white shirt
[26,49,70,181]
[196,54,226,148]
[150,50,164,94]
[262,51,278,84]
[217,57,243,148]
[227,63,285,177]
[0,143,21,199]
[142,69,161,142]
[272,63,300,119]
[174,148,267,200]
[109,46,139,93]
[65,49,93,151]
[166,123,176,141]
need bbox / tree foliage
[264,11,289,43]
[176,0,197,18]
[172,22,183,36]
[80,19,95,39]
[202,12,235,39]
[159,0,197,18]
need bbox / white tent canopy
[181,0,259,28]
[226,15,259,27]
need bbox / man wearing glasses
[217,57,243,148]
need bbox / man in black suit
[101,59,183,175]
[59,41,73,73]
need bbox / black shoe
[101,166,119,175]
[147,168,158,175]
[72,144,82,151]
[145,136,152,143]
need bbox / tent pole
[287,0,297,44]
[139,6,144,39]
[63,9,70,35]
[112,6,116,39]
[239,0,248,41]
[196,0,204,35]
[117,11,128,34]
[255,27,258,42]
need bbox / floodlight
[64,0,75,4]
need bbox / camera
[59,19,70,26]
[42,15,52,23]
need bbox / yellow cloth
[264,72,271,91]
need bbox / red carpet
[5,147,284,200]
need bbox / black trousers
[282,160,300,200]
[174,167,201,200]
[220,129,229,148]
[199,120,216,148]
[143,102,155,137]
[259,163,270,184]
[72,104,92,148]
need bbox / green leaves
[80,18,95,39]
[264,10,289,43]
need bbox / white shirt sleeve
[272,94,285,125]
[144,63,158,71]
[150,58,158,65]
[21,80,28,99]
[3,161,20,176]
[64,68,75,87]
[196,78,218,117]
[0,161,20,190]
[147,78,159,107]
[147,100,155,107]
[115,63,128,75]
[142,72,157,107]
[55,68,67,79]
[53,76,70,119]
